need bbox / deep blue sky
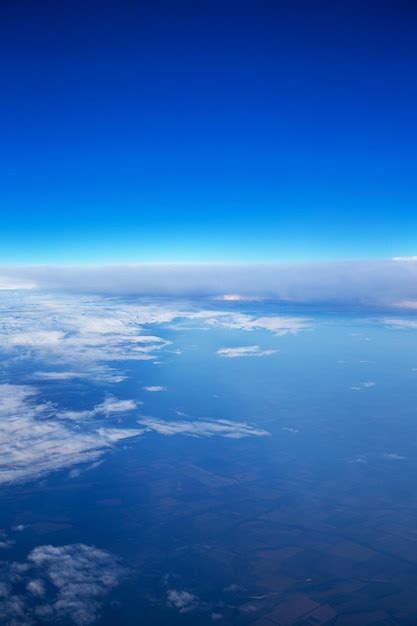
[1,0,416,263]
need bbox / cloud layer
[3,259,417,305]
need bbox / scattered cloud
[0,291,307,390]
[383,452,406,460]
[383,318,417,329]
[0,543,126,625]
[207,314,309,335]
[32,371,90,381]
[142,386,167,392]
[216,345,277,358]
[138,416,269,439]
[0,384,142,486]
[58,397,139,421]
[349,455,368,465]
[26,580,45,597]
[12,525,29,532]
[167,589,199,613]
[350,381,375,391]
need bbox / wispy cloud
[216,346,277,358]
[142,385,167,392]
[383,318,417,329]
[350,381,375,391]
[206,314,309,335]
[0,384,142,485]
[58,397,139,421]
[138,416,269,439]
[32,371,90,381]
[0,291,307,387]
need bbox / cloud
[350,381,375,391]
[0,379,269,486]
[0,543,126,625]
[0,384,142,486]
[213,294,262,302]
[32,371,90,381]
[26,580,45,597]
[0,292,174,383]
[142,386,167,392]
[138,416,269,439]
[0,291,308,389]
[206,314,309,335]
[4,259,417,305]
[167,589,199,613]
[383,318,417,329]
[58,397,139,421]
[216,346,277,358]
[28,544,126,624]
[0,276,37,290]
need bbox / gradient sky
[1,0,416,263]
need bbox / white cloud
[213,294,262,302]
[9,331,64,347]
[28,544,126,624]
[0,543,126,625]
[0,292,173,383]
[12,525,28,532]
[58,397,139,421]
[216,345,277,358]
[26,579,45,597]
[0,384,142,486]
[32,371,89,381]
[392,300,417,310]
[167,589,199,613]
[0,291,309,388]
[142,386,167,392]
[138,416,269,439]
[206,313,309,335]
[0,276,37,290]
[350,381,375,391]
[383,318,417,329]
[5,259,417,305]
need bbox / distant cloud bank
[2,259,417,306]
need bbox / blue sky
[1,0,416,263]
